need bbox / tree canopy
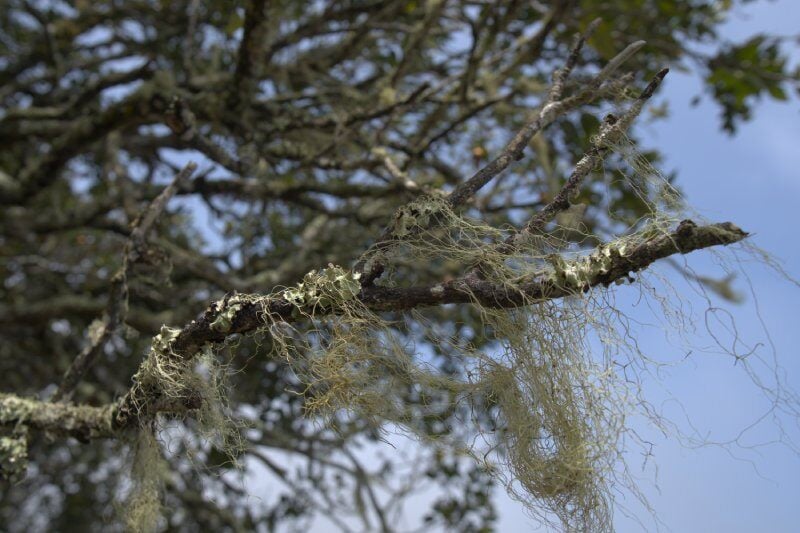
[0,1,798,531]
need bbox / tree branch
[446,19,602,208]
[109,219,747,429]
[522,68,669,236]
[230,0,270,108]
[1,393,115,441]
[52,162,197,402]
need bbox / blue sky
[158,3,800,529]
[8,2,798,530]
[494,1,800,531]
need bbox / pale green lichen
[392,195,448,238]
[150,325,180,357]
[378,86,397,106]
[0,395,35,424]
[0,398,33,483]
[123,332,244,530]
[119,188,673,531]
[282,264,361,311]
[548,242,631,289]
[114,128,773,533]
[0,430,28,483]
[123,430,168,533]
[344,191,665,530]
[210,298,244,332]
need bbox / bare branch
[111,218,746,429]
[230,0,271,107]
[522,68,669,235]
[52,162,197,402]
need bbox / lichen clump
[268,265,421,422]
[123,430,169,533]
[120,134,743,532]
[0,397,35,483]
[476,306,621,529]
[264,175,687,530]
[0,430,28,483]
[241,194,657,530]
[282,265,362,311]
[123,323,243,530]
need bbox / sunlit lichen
[282,264,362,310]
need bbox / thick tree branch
[0,390,204,441]
[361,220,747,311]
[0,80,166,205]
[230,0,270,108]
[109,219,747,429]
[1,393,115,440]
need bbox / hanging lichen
[115,125,783,533]
[123,429,169,533]
[121,323,245,530]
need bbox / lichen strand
[270,265,419,421]
[129,321,242,446]
[117,137,757,532]
[126,326,191,421]
[475,306,620,529]
[120,323,244,528]
[238,196,616,528]
[116,269,370,528]
[123,430,168,533]
[251,140,762,531]
[342,180,689,530]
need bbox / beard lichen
[234,193,651,530]
[269,265,423,423]
[122,325,244,531]
[122,429,170,533]
[118,133,793,533]
[206,178,675,531]
[474,305,623,530]
[267,143,779,531]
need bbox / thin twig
[356,31,648,286]
[522,68,668,236]
[446,20,601,209]
[52,162,197,402]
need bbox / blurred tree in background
[0,1,797,531]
